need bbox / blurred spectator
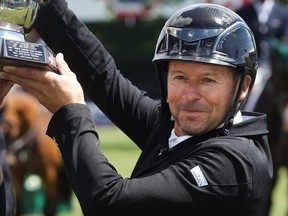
[236,0,288,110]
[0,166,5,216]
[0,128,14,216]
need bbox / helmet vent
[164,34,217,58]
[198,37,216,57]
[182,40,198,56]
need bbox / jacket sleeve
[34,0,159,149]
[47,104,191,215]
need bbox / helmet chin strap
[221,68,248,136]
[156,64,172,152]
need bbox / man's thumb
[55,53,69,75]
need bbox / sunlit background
[2,0,287,215]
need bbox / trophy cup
[0,0,57,72]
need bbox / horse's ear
[0,107,6,132]
[0,104,6,119]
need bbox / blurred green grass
[269,167,288,216]
[22,126,288,216]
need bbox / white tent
[66,0,250,23]
[66,0,112,22]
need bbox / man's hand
[0,53,85,114]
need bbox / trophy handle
[23,1,40,34]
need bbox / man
[0,60,15,216]
[0,129,14,216]
[0,2,273,216]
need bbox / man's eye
[175,76,186,80]
[203,78,216,83]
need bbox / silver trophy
[0,0,57,72]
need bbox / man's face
[0,80,14,104]
[167,60,243,136]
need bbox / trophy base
[0,38,58,73]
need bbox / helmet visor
[153,23,256,69]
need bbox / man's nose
[183,80,202,100]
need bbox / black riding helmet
[152,3,258,150]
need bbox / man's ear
[239,75,252,101]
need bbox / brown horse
[0,90,71,216]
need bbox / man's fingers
[0,71,40,90]
[2,65,47,81]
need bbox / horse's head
[270,38,288,135]
[0,92,40,146]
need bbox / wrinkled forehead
[167,60,236,77]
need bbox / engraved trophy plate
[0,0,57,72]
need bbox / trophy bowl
[0,0,57,72]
